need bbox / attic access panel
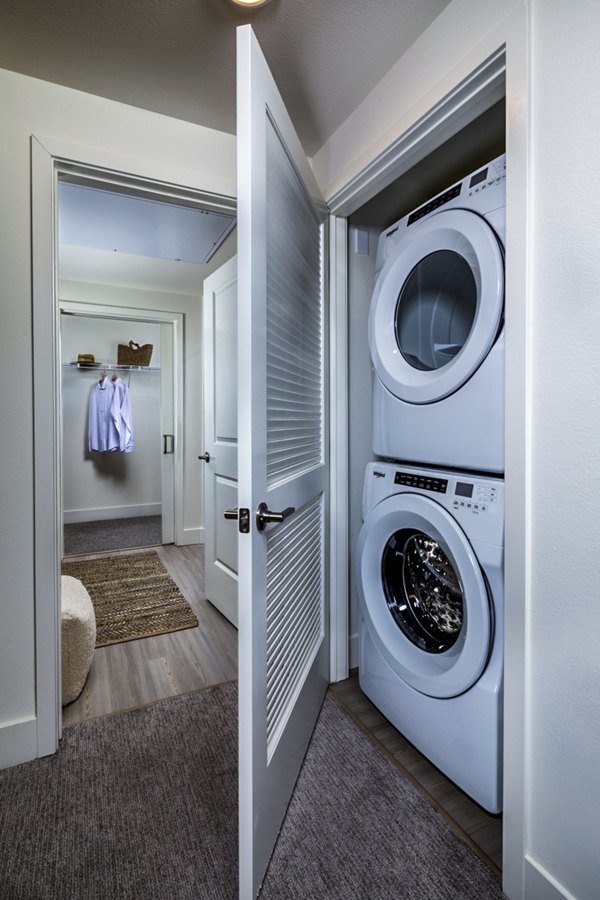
[58,181,236,264]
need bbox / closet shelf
[63,362,160,372]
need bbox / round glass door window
[395,250,477,371]
[381,528,464,653]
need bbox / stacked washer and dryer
[356,156,506,813]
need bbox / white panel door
[202,255,238,627]
[237,24,329,899]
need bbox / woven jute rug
[61,551,199,647]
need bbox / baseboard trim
[178,526,204,546]
[64,503,162,524]
[524,856,577,900]
[0,717,38,770]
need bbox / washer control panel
[363,463,504,545]
[451,480,498,515]
[394,471,447,493]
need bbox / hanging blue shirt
[88,377,134,453]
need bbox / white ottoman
[61,575,96,706]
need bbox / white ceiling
[59,182,235,264]
[0,0,450,156]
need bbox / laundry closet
[348,100,506,653]
[345,98,506,860]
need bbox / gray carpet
[0,683,504,900]
[63,515,162,555]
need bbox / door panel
[203,256,238,626]
[237,24,329,899]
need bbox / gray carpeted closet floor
[63,515,162,556]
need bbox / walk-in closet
[57,177,238,726]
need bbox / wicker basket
[117,341,153,367]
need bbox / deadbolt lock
[224,507,250,534]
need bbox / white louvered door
[237,25,329,900]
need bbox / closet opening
[56,173,238,727]
[343,97,506,875]
[60,307,175,557]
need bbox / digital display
[469,168,488,188]
[455,482,474,498]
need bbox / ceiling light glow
[230,0,273,7]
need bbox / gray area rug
[0,683,504,900]
[63,515,162,555]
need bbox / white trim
[0,718,38,771]
[327,48,505,217]
[32,134,237,213]
[32,136,62,757]
[524,857,577,900]
[63,503,162,524]
[31,135,235,763]
[501,6,530,899]
[328,216,349,683]
[180,526,205,546]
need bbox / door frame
[31,134,351,763]
[31,135,239,755]
[325,9,529,897]
[59,301,183,551]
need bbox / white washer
[357,461,504,812]
[370,155,506,473]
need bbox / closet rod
[62,363,160,372]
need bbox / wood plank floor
[62,544,237,727]
[330,672,503,876]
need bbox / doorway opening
[54,172,238,727]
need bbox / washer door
[369,209,504,404]
[357,492,492,698]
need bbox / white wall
[0,66,235,764]
[312,0,522,201]
[525,2,600,897]
[61,316,162,523]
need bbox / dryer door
[357,492,492,698]
[369,208,504,404]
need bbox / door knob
[256,502,295,532]
[198,451,211,462]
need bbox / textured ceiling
[0,0,450,156]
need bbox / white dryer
[357,461,503,813]
[370,155,506,472]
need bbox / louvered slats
[266,119,323,485]
[265,496,324,758]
